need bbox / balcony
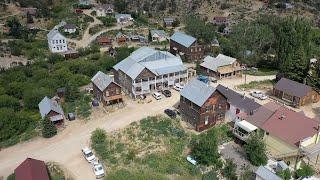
[232,120,258,142]
[103,94,122,101]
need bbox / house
[163,18,176,28]
[273,78,319,107]
[217,85,261,122]
[47,28,68,53]
[91,71,123,105]
[180,79,228,132]
[212,16,228,25]
[63,50,79,59]
[21,7,37,16]
[170,31,204,62]
[96,36,112,46]
[255,166,281,180]
[150,30,167,42]
[15,158,50,180]
[200,54,242,79]
[63,24,76,34]
[234,102,320,165]
[113,47,188,98]
[93,4,114,16]
[79,0,91,6]
[211,38,220,47]
[115,14,133,24]
[116,32,128,44]
[38,96,65,124]
[223,27,232,35]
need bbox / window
[106,91,109,96]
[63,40,65,43]
[205,116,209,125]
[266,132,269,136]
[52,40,55,44]
[116,88,120,94]
[194,48,197,52]
[56,40,58,43]
[218,104,222,109]
[191,48,193,52]
[217,113,224,120]
[199,47,202,51]
[205,105,211,112]
[207,69,210,73]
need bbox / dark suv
[164,109,176,118]
[162,90,171,97]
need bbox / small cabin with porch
[38,96,65,125]
[91,71,123,105]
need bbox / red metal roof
[261,105,319,147]
[14,158,50,180]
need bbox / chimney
[279,113,286,120]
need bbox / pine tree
[42,117,57,138]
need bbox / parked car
[93,161,105,179]
[174,83,184,91]
[82,147,96,163]
[152,92,162,100]
[164,109,176,118]
[250,90,268,100]
[186,155,197,165]
[162,90,171,97]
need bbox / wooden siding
[180,90,228,132]
[92,81,122,105]
[273,88,319,107]
[169,40,204,62]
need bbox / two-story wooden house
[200,54,242,79]
[113,47,188,98]
[180,79,228,132]
[91,71,123,105]
[170,31,204,62]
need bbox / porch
[233,120,258,142]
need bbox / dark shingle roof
[274,78,312,97]
[217,85,261,114]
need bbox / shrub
[190,129,220,166]
[277,168,291,180]
[202,170,218,180]
[296,165,315,178]
[7,173,15,180]
[244,134,268,166]
[222,159,237,180]
[42,117,57,138]
[0,95,20,111]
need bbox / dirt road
[0,75,275,179]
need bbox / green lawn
[237,79,275,90]
[244,68,278,76]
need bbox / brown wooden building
[170,31,204,62]
[200,54,242,79]
[273,78,319,107]
[96,36,112,46]
[91,71,122,105]
[180,79,228,132]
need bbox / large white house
[47,28,68,53]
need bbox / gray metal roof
[113,47,186,79]
[163,18,175,23]
[217,85,261,114]
[200,54,236,71]
[115,14,132,20]
[255,166,281,180]
[274,78,313,97]
[170,31,196,48]
[150,30,167,37]
[180,79,216,107]
[47,28,65,40]
[91,71,116,91]
[38,96,64,119]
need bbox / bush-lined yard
[91,116,234,180]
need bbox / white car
[93,161,105,179]
[152,92,162,100]
[251,90,268,100]
[82,147,96,163]
[174,83,184,91]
